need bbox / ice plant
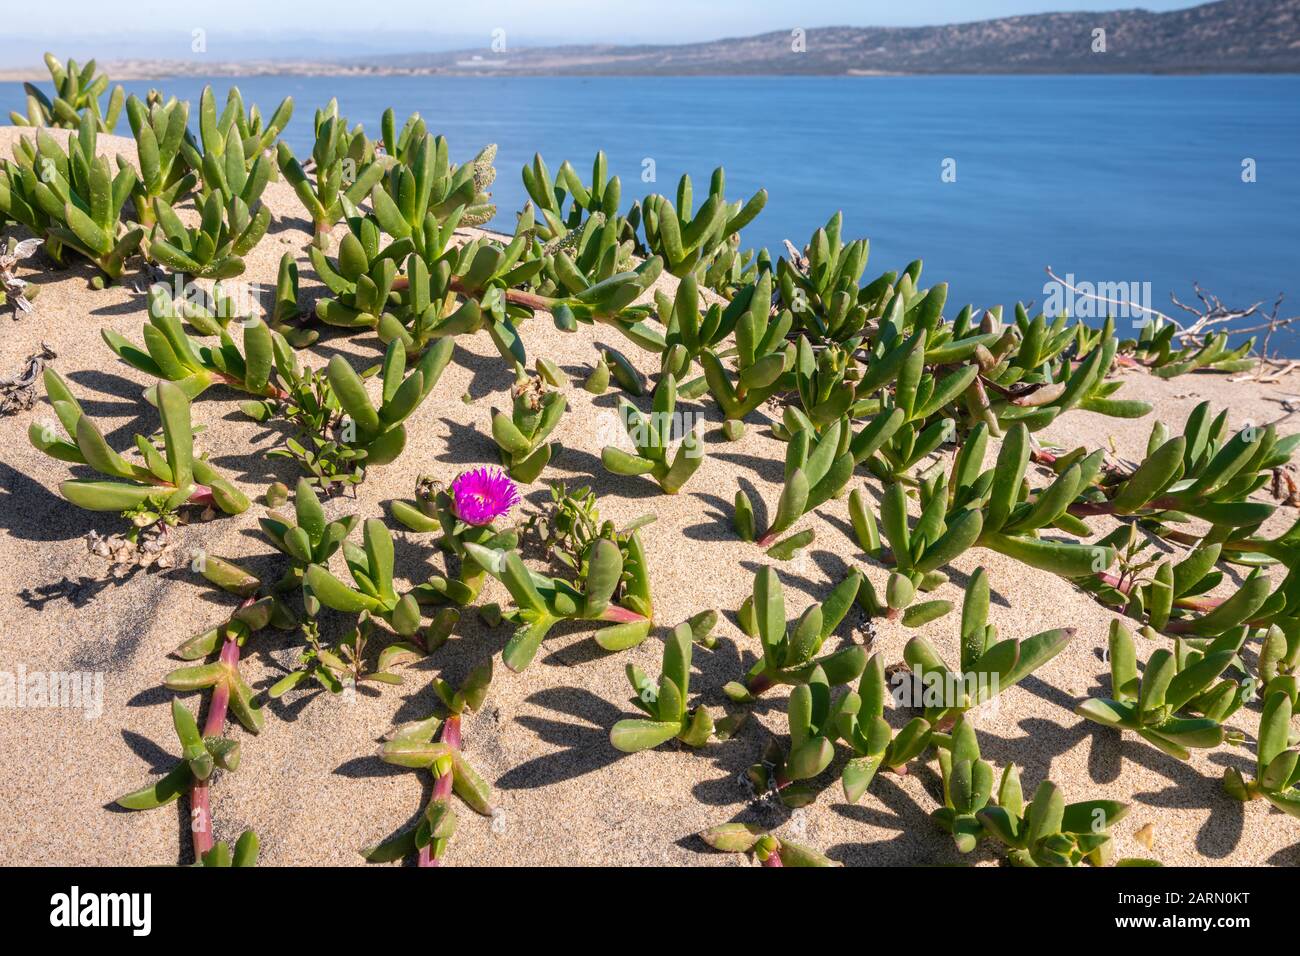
[735,418,852,558]
[601,373,706,494]
[491,370,566,483]
[639,168,766,280]
[723,567,865,702]
[277,99,385,244]
[391,475,520,606]
[180,86,292,203]
[118,590,281,864]
[365,661,495,866]
[146,188,270,279]
[699,273,793,429]
[901,569,1075,730]
[258,478,358,593]
[611,622,714,752]
[0,115,144,284]
[1049,402,1297,537]
[837,653,934,802]
[464,532,654,672]
[745,666,841,807]
[305,519,425,637]
[1224,685,1300,817]
[451,466,521,526]
[29,369,248,519]
[775,212,886,345]
[323,336,456,471]
[104,287,292,404]
[700,823,837,867]
[1130,319,1255,378]
[978,776,1136,867]
[932,716,998,852]
[10,53,124,131]
[1075,620,1243,760]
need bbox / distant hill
[364,0,1300,76]
[1,0,1295,80]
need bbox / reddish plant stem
[142,473,216,506]
[762,850,785,867]
[191,634,240,859]
[745,672,774,697]
[419,714,462,868]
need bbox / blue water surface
[4,74,1297,343]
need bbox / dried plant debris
[0,237,42,315]
[0,341,54,414]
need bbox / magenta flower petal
[451,467,520,526]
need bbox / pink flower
[451,467,520,526]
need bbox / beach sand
[1,128,1297,867]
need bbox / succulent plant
[464,531,654,672]
[272,610,414,698]
[523,150,631,243]
[601,372,705,494]
[29,369,248,519]
[323,337,455,471]
[898,569,1075,729]
[1076,619,1246,759]
[277,100,385,244]
[525,481,654,577]
[978,775,1134,866]
[104,288,293,404]
[378,123,497,227]
[859,422,1118,603]
[10,53,124,131]
[183,85,293,182]
[194,830,261,867]
[0,116,143,283]
[932,716,1000,852]
[304,519,425,637]
[1129,321,1255,378]
[611,621,714,752]
[699,273,794,428]
[390,472,522,607]
[146,189,270,279]
[258,477,358,594]
[744,665,842,806]
[492,366,566,483]
[1054,401,1297,538]
[365,660,495,866]
[724,567,866,701]
[976,313,1152,429]
[1223,684,1300,817]
[1082,527,1299,639]
[640,168,766,280]
[123,94,196,227]
[118,597,268,864]
[116,698,242,812]
[266,251,316,347]
[836,653,935,802]
[699,822,837,866]
[775,212,887,345]
[735,418,853,557]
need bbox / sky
[3,0,1207,52]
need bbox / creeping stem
[419,715,463,868]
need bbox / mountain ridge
[1,0,1296,79]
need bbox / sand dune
[1,127,1297,866]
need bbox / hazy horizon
[0,0,1209,67]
